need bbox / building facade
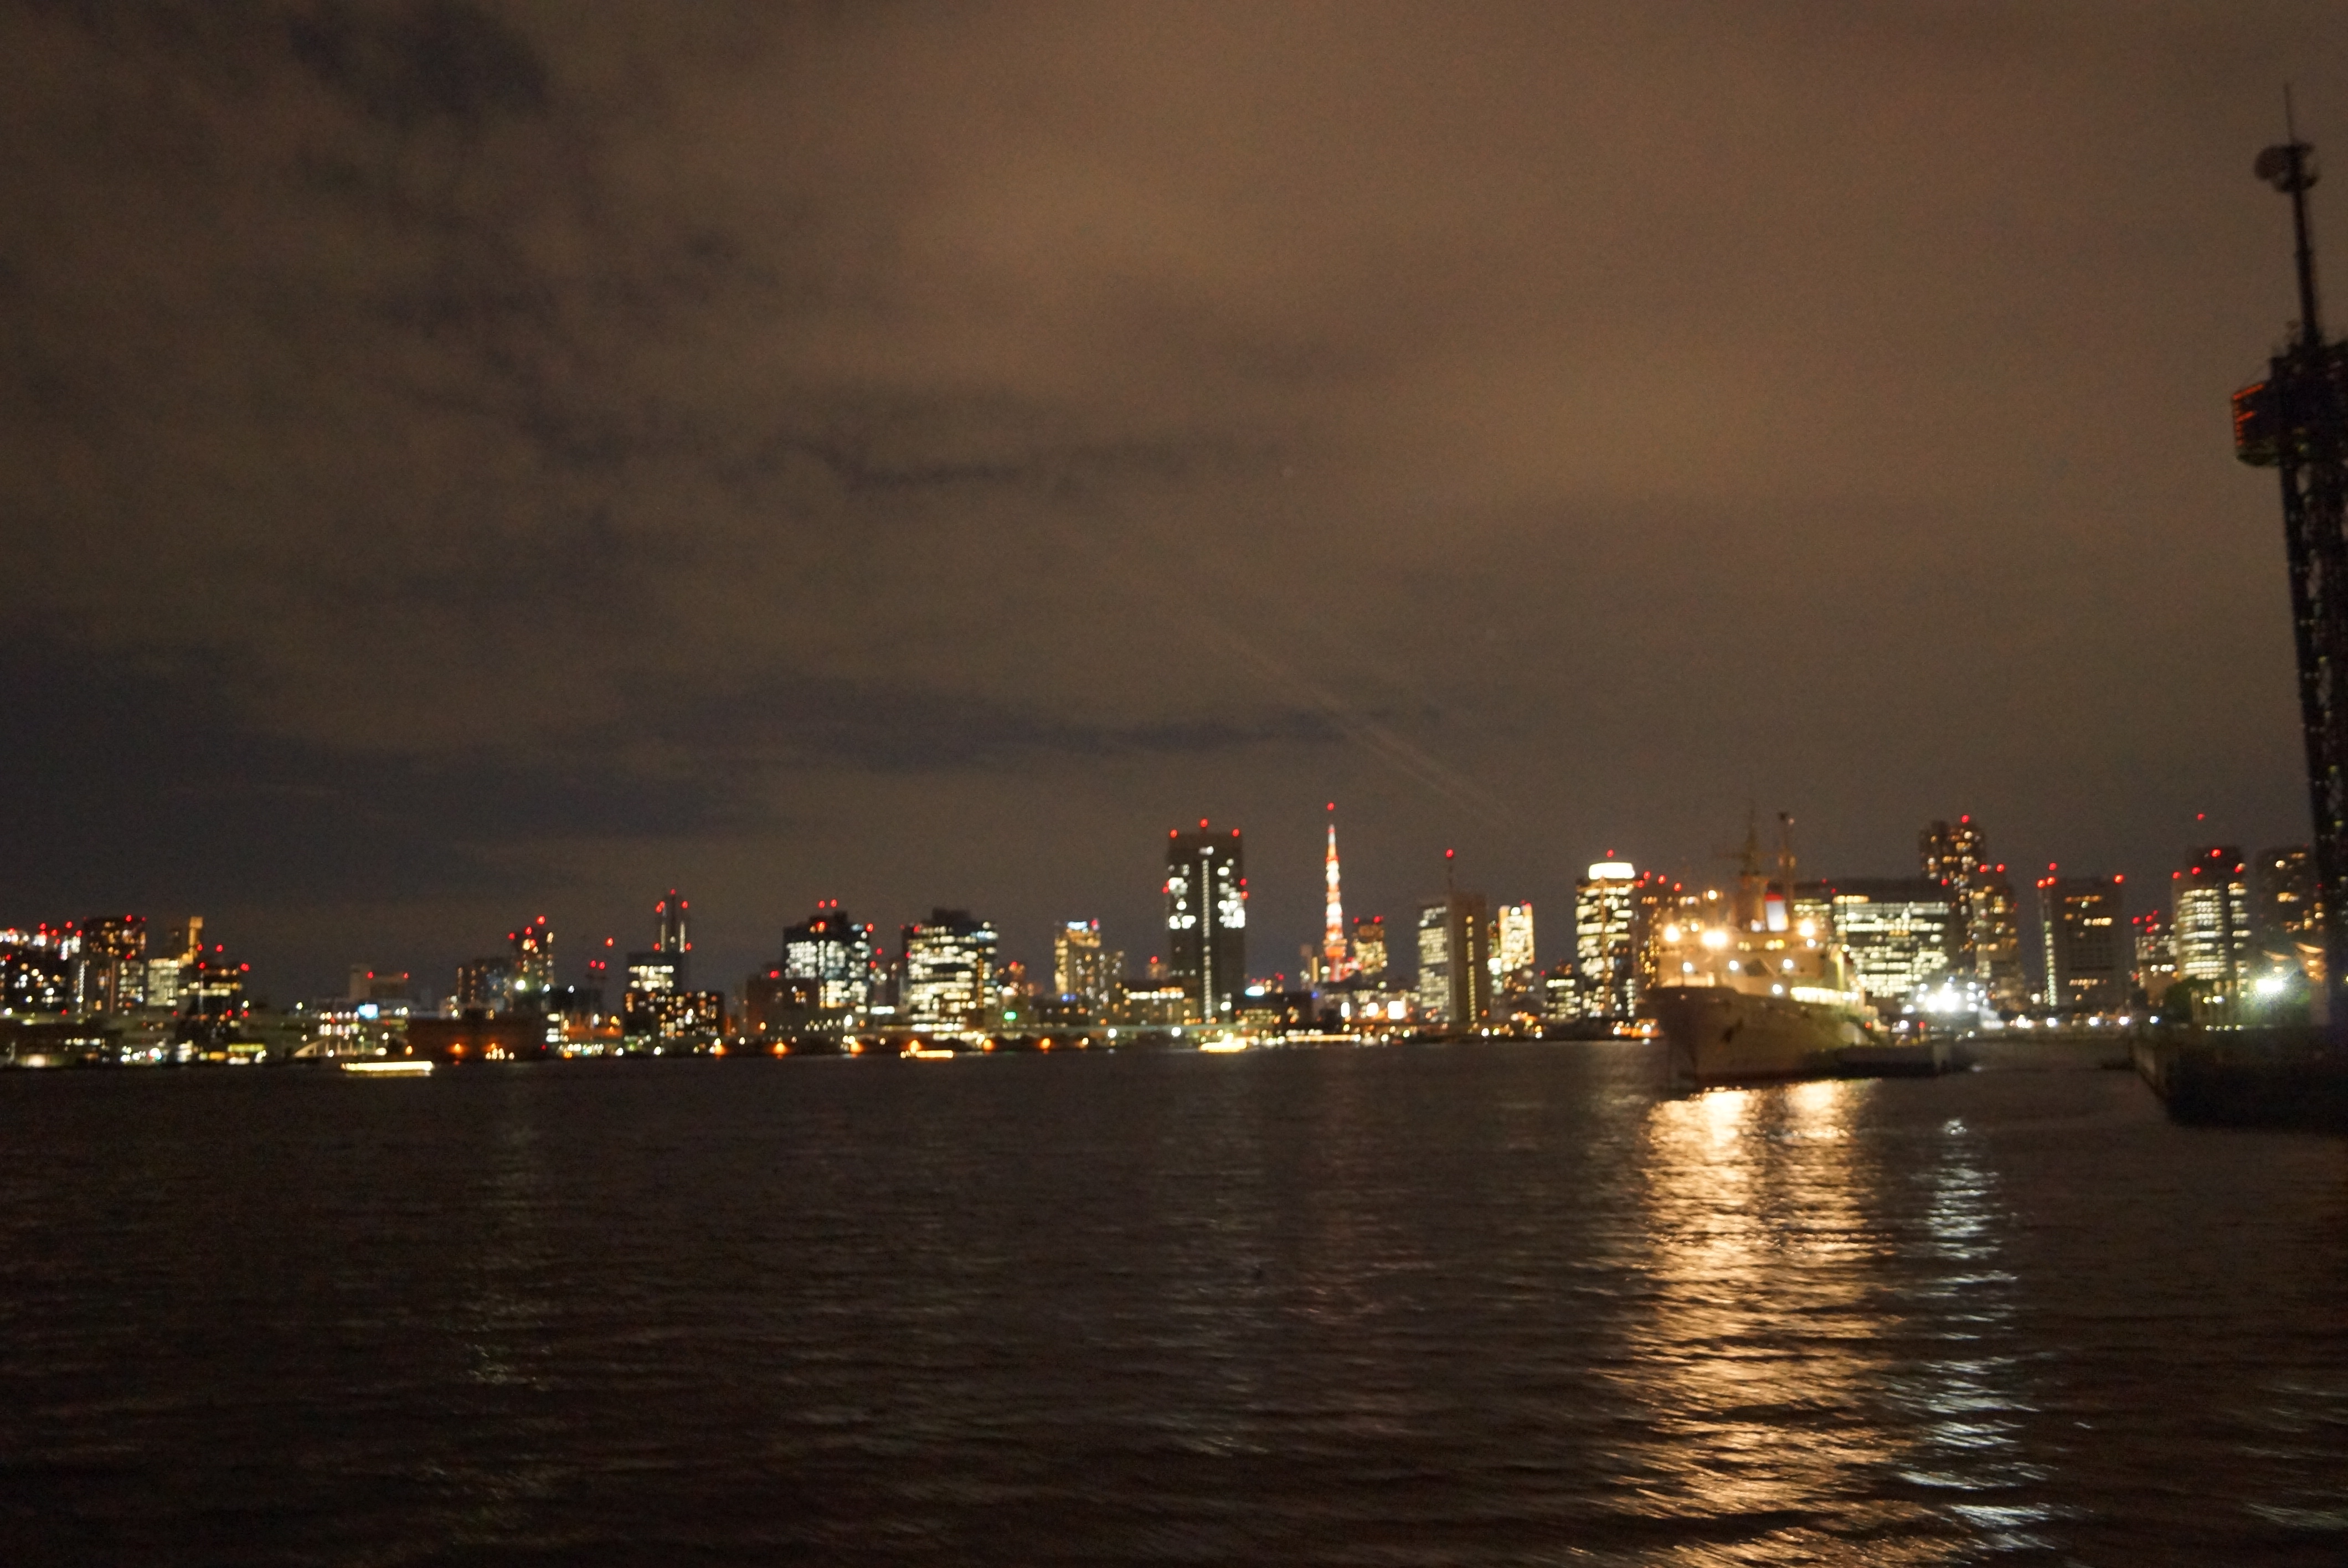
[2036,874,2128,1012]
[1574,862,1639,1018]
[1165,822,1247,1022]
[1823,878,1963,1008]
[1416,891,1492,1031]
[900,909,999,1031]
[782,901,881,1012]
[1052,920,1118,1016]
[2172,845,2252,986]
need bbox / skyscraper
[1415,889,1491,1030]
[1052,920,1117,1015]
[1351,915,1388,978]
[1824,879,1964,1008]
[626,890,690,999]
[509,916,554,1010]
[2253,847,2319,947]
[655,889,689,956]
[74,915,146,1016]
[2036,873,2128,1012]
[1165,821,1246,1022]
[1574,860,1639,1019]
[782,901,879,1011]
[1321,804,1354,983]
[2172,846,2252,986]
[1920,816,2028,1012]
[1492,901,1536,979]
[900,909,999,1030]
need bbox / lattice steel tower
[2233,123,2348,1024]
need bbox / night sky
[6,1,2346,1002]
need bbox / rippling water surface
[3,1043,2344,1565]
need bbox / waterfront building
[509,916,554,1010]
[900,909,999,1031]
[1,926,76,1018]
[1492,901,1536,979]
[1822,878,1962,1008]
[2133,909,2178,1004]
[1574,861,1638,1019]
[655,889,689,957]
[74,915,146,1015]
[2035,873,2129,1012]
[1920,816,2029,1011]
[1052,920,1118,1016]
[782,901,881,1011]
[1351,915,1388,978]
[2172,846,2252,986]
[455,955,514,1014]
[2253,847,2319,946]
[1416,889,1492,1031]
[1165,821,1246,1023]
[740,966,821,1036]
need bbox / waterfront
[2,1043,2344,1565]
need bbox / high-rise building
[2036,874,2128,1012]
[145,917,202,1014]
[1,926,76,1018]
[1351,915,1388,978]
[2172,846,2252,985]
[509,916,554,1010]
[1321,804,1355,983]
[1416,890,1491,1030]
[1823,878,1963,1008]
[2133,910,2177,1003]
[782,901,880,1011]
[1052,920,1117,1015]
[1165,821,1246,1023]
[1492,902,1536,979]
[74,915,146,1016]
[1920,816,2028,1012]
[655,889,689,956]
[900,909,998,1030]
[2253,847,2319,947]
[455,956,516,1013]
[1574,861,1639,1019]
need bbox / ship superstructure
[1649,816,1877,1086]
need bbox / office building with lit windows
[1920,816,2028,1012]
[1165,822,1246,1023]
[2253,847,2319,947]
[900,910,999,1031]
[2172,846,2252,986]
[1822,879,1962,1008]
[1416,891,1491,1031]
[2036,874,2128,1012]
[1574,862,1639,1019]
[782,901,881,1012]
[1052,920,1118,1016]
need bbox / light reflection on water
[1,1046,2343,1565]
[1629,1080,2045,1563]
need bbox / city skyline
[4,6,2342,1005]
[6,802,2309,1027]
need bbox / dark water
[2,1044,2345,1566]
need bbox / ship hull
[1652,985,1871,1087]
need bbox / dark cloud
[2,0,2342,996]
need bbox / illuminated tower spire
[1322,802,1352,981]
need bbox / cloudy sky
[5,1,2345,999]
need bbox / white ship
[1649,817,1880,1087]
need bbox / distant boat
[340,1059,433,1077]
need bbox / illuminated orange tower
[1322,803,1354,982]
